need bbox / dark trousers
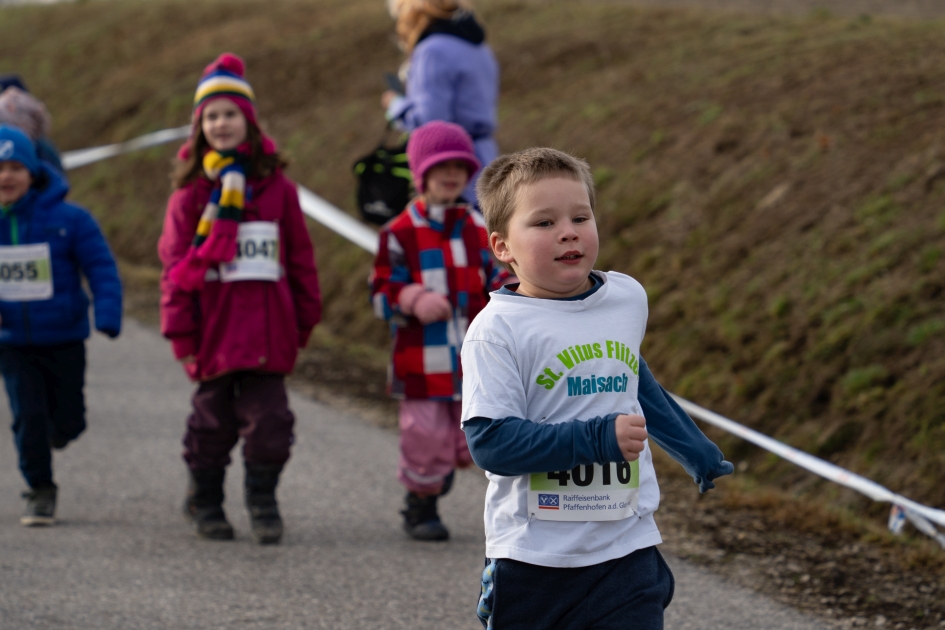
[182,371,295,471]
[479,546,675,630]
[0,341,86,488]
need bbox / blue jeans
[0,341,86,488]
[477,546,675,630]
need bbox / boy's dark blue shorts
[477,545,674,630]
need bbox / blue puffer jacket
[0,163,122,346]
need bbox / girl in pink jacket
[158,53,321,544]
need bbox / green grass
[1,0,944,509]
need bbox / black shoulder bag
[352,125,414,226]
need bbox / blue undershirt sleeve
[637,357,734,492]
[463,414,626,477]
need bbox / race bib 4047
[0,243,53,302]
[528,460,640,522]
[220,222,280,283]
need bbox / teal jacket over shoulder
[0,163,122,346]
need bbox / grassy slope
[2,0,944,512]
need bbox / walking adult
[382,0,499,205]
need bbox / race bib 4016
[0,243,53,302]
[528,460,640,522]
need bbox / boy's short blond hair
[476,148,596,236]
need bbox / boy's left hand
[615,414,648,462]
[697,460,735,493]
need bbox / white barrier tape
[673,395,945,545]
[61,125,191,170]
[297,186,379,254]
[903,508,945,548]
[58,125,945,547]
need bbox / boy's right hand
[615,414,648,462]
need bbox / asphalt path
[0,321,830,629]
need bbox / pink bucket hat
[406,121,481,193]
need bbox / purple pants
[398,400,472,495]
[183,372,295,471]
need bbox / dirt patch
[654,459,945,629]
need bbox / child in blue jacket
[0,125,122,526]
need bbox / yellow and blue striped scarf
[192,149,247,248]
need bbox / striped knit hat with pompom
[192,52,258,129]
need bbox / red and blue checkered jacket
[370,199,504,400]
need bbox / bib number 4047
[235,238,278,260]
[219,222,280,283]
[545,462,633,488]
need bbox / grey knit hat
[0,87,52,141]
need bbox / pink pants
[398,400,472,495]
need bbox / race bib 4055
[0,243,53,302]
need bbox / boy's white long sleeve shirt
[461,271,663,567]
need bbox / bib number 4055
[0,261,40,281]
[545,462,633,488]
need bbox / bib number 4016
[546,462,633,488]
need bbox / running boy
[462,147,734,629]
[370,120,504,541]
[0,125,122,526]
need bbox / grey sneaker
[21,484,57,527]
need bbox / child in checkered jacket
[370,121,504,541]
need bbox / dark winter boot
[183,468,234,540]
[401,492,449,541]
[244,464,284,545]
[21,483,57,527]
[439,470,455,497]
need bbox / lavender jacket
[387,15,500,203]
